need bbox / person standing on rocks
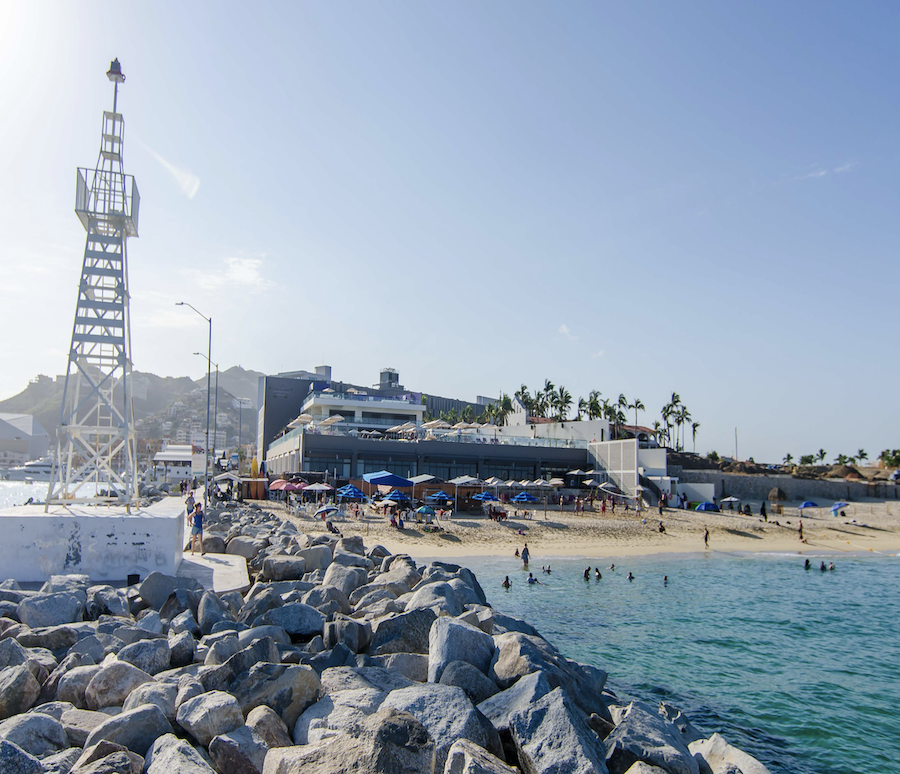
[189,502,205,556]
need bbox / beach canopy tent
[409,474,441,485]
[426,491,454,502]
[472,491,499,501]
[583,479,601,488]
[363,470,413,488]
[511,491,539,503]
[799,501,818,510]
[448,475,484,487]
[598,482,619,493]
[336,484,365,500]
[695,502,720,512]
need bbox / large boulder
[17,594,83,629]
[439,660,500,705]
[85,661,155,710]
[59,708,108,747]
[16,625,79,652]
[229,662,320,729]
[405,581,463,617]
[444,738,519,774]
[237,586,283,625]
[56,664,103,708]
[0,665,40,719]
[70,740,143,774]
[428,616,495,683]
[168,630,196,668]
[302,586,351,617]
[116,638,170,676]
[226,536,268,560]
[508,687,609,774]
[83,704,172,757]
[0,740,44,774]
[369,608,437,656]
[198,592,235,636]
[605,702,698,774]
[268,706,434,774]
[321,563,368,598]
[246,705,292,749]
[0,712,69,758]
[297,545,332,572]
[688,734,773,774]
[251,603,325,639]
[478,670,555,733]
[138,574,201,612]
[261,556,307,581]
[143,733,216,773]
[208,724,269,774]
[175,690,244,747]
[85,585,131,620]
[381,683,502,772]
[371,652,429,683]
[0,638,31,670]
[121,681,178,722]
[292,687,386,745]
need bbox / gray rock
[83,704,172,757]
[143,733,215,773]
[405,581,463,616]
[261,556,307,581]
[330,550,373,570]
[0,711,69,758]
[688,734,772,774]
[201,535,226,554]
[371,652,429,683]
[444,738,519,774]
[72,749,141,773]
[116,639,170,676]
[491,612,540,637]
[225,536,268,560]
[134,611,164,635]
[60,708,108,746]
[85,586,131,620]
[197,593,235,636]
[292,686,385,745]
[138,574,202,613]
[0,739,44,774]
[208,724,268,774]
[56,665,103,709]
[297,545,332,572]
[245,705,292,748]
[17,626,79,652]
[440,661,500,705]
[27,700,74,720]
[509,687,608,774]
[121,681,177,722]
[0,664,41,719]
[158,588,203,623]
[84,662,155,710]
[17,594,83,629]
[229,662,320,729]
[236,625,290,648]
[302,585,351,616]
[320,666,413,695]
[204,636,240,666]
[42,747,83,773]
[349,587,398,611]
[477,671,555,733]
[381,683,503,772]
[369,608,437,656]
[335,536,365,555]
[251,603,325,639]
[605,702,698,774]
[323,618,365,653]
[236,587,283,625]
[175,676,205,709]
[271,706,435,774]
[175,690,244,747]
[0,638,31,670]
[68,636,106,664]
[167,631,195,668]
[321,563,368,598]
[168,610,200,637]
[623,764,669,774]
[429,616,495,683]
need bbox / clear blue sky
[1,1,898,463]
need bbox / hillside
[0,366,263,443]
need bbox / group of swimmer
[804,559,836,571]
[502,558,662,589]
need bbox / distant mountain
[0,366,263,443]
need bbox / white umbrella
[288,414,314,428]
[548,478,565,487]
[305,482,333,491]
[566,469,586,476]
[582,479,601,487]
[721,496,742,503]
[319,415,345,427]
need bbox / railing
[75,168,140,237]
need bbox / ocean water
[461,551,899,774]
[0,480,50,508]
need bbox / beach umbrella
[695,502,720,512]
[582,479,601,487]
[269,479,288,491]
[315,505,338,517]
[426,490,454,502]
[598,482,619,492]
[305,483,333,492]
[566,469,586,476]
[799,501,818,510]
[830,501,849,513]
[416,505,435,515]
[336,484,365,500]
[472,491,499,501]
[282,482,304,492]
[720,496,741,503]
[384,489,410,502]
[548,478,565,487]
[511,491,538,503]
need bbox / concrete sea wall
[676,469,900,502]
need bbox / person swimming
[829,562,835,571]
[804,559,811,570]
[663,575,668,585]
[594,568,601,579]
[820,561,827,572]
[502,576,511,589]
[627,572,634,581]
[608,563,616,571]
[583,567,591,580]
[527,573,537,585]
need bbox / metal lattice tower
[47,59,140,508]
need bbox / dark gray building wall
[256,375,324,461]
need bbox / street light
[176,301,212,513]
[195,352,218,482]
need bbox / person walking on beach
[189,503,204,555]
[798,519,804,542]
[760,502,767,522]
[704,527,709,549]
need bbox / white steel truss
[47,60,140,509]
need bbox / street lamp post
[176,302,212,513]
[195,353,218,484]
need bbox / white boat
[4,458,56,482]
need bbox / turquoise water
[461,551,900,774]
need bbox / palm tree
[514,385,532,415]
[630,398,645,432]
[691,421,701,453]
[555,386,572,421]
[542,380,555,414]
[577,397,587,421]
[817,448,827,464]
[783,453,793,466]
[587,390,602,420]
[462,405,475,423]
[617,394,628,439]
[497,393,513,426]
[834,453,848,466]
[661,403,673,448]
[678,407,692,452]
[857,449,868,464]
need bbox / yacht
[4,458,56,482]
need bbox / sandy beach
[268,499,900,560]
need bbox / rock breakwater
[0,502,773,773]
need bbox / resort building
[0,413,50,465]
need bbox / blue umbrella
[426,491,454,502]
[830,501,849,513]
[799,501,818,509]
[695,502,720,512]
[315,505,338,517]
[384,489,410,502]
[336,484,365,500]
[511,492,538,503]
[416,505,435,515]
[472,491,499,501]
[362,470,414,488]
